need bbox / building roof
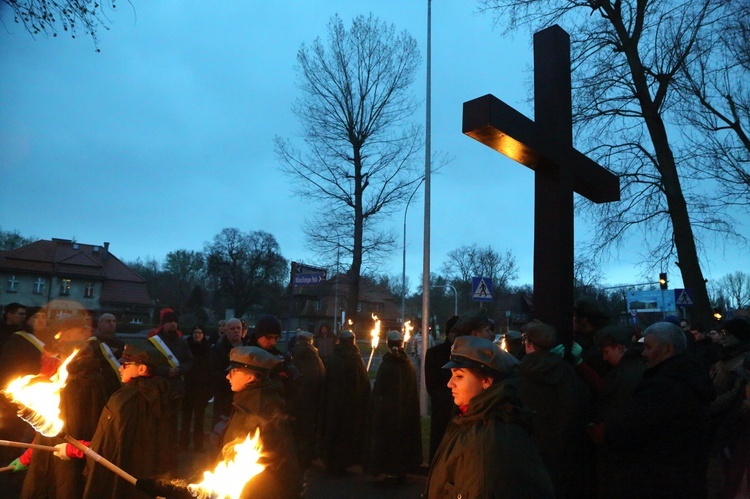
[0,239,151,306]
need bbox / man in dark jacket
[320,330,371,475]
[209,318,244,427]
[368,330,422,482]
[596,322,716,498]
[517,320,591,497]
[0,302,27,351]
[247,314,300,401]
[424,315,459,462]
[89,313,125,399]
[289,331,325,471]
[180,325,212,451]
[81,343,174,499]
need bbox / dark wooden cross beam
[462,25,620,338]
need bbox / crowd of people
[0,299,749,498]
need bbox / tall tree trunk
[625,43,712,324]
[347,149,364,329]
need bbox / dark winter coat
[150,329,193,402]
[593,348,646,499]
[209,336,237,424]
[222,379,302,499]
[83,375,174,499]
[320,342,371,472]
[604,354,716,498]
[89,335,125,399]
[517,350,591,497]
[184,335,212,404]
[425,376,554,498]
[367,348,422,476]
[21,347,109,499]
[424,339,454,462]
[289,341,326,469]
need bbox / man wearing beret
[73,343,173,498]
[221,346,302,499]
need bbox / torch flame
[403,320,413,344]
[2,350,79,437]
[370,313,381,350]
[500,335,507,352]
[188,430,265,499]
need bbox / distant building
[0,238,153,324]
[287,273,401,335]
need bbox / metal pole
[402,179,425,327]
[420,0,432,417]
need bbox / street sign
[291,261,326,286]
[674,288,694,307]
[471,277,493,302]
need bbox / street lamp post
[402,178,425,326]
[432,284,458,317]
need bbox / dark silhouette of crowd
[2,300,750,498]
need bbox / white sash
[148,335,180,368]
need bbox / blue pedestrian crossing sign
[471,277,493,302]
[674,288,694,307]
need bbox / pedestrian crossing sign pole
[471,277,493,303]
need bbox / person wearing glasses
[425,335,553,498]
[52,343,173,499]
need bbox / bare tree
[275,13,423,324]
[677,2,750,206]
[1,0,120,48]
[477,0,742,324]
[441,244,518,311]
[0,227,35,250]
[204,228,288,318]
[717,271,750,310]
[163,249,205,312]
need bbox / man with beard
[209,318,245,427]
[89,313,125,398]
[320,330,371,475]
[247,314,300,400]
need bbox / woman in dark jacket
[425,336,554,499]
[180,325,212,451]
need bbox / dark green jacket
[425,376,554,498]
[223,379,302,499]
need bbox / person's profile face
[226,368,255,392]
[447,367,486,407]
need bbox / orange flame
[2,350,79,437]
[403,320,413,344]
[188,430,265,499]
[370,314,380,350]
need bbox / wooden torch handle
[63,435,137,485]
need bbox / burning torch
[366,313,381,371]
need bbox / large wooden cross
[462,25,620,338]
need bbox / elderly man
[593,322,715,498]
[210,318,245,427]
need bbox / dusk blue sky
[1,1,747,293]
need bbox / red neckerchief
[458,405,469,416]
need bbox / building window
[59,278,71,296]
[6,275,19,293]
[84,282,95,298]
[33,277,45,295]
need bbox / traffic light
[659,272,668,290]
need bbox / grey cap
[443,335,518,375]
[227,346,282,373]
[339,330,355,340]
[296,331,314,343]
[387,330,403,342]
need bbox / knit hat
[723,318,750,341]
[255,314,282,338]
[160,308,178,325]
[387,330,403,342]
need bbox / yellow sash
[13,331,44,353]
[148,336,179,368]
[88,337,122,384]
